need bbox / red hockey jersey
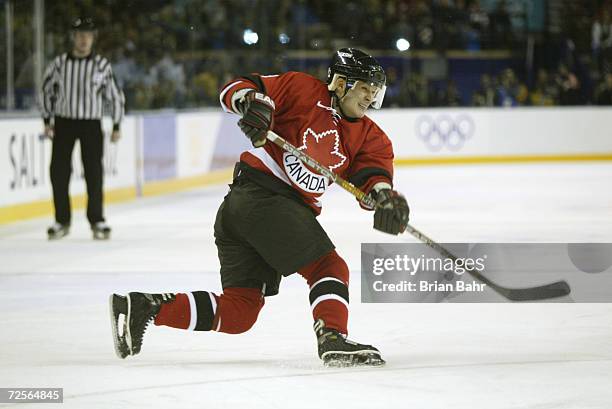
[220,71,394,214]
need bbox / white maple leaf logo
[297,128,347,170]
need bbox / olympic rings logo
[415,114,475,151]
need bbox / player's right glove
[373,189,410,235]
[237,91,275,147]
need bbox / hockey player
[110,48,409,367]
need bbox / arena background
[1,1,611,409]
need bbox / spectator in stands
[20,0,612,110]
[471,73,496,106]
[594,72,612,105]
[406,0,434,49]
[362,0,390,48]
[555,64,582,105]
[437,80,463,106]
[592,7,612,75]
[468,0,489,49]
[201,0,229,49]
[495,68,528,107]
[112,45,142,109]
[149,52,187,108]
[113,47,139,88]
[401,73,431,107]
[382,66,402,107]
[529,69,558,106]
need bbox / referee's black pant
[50,117,105,226]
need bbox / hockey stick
[266,130,571,301]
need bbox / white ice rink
[1,163,611,408]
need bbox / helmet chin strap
[331,89,360,122]
[328,74,357,120]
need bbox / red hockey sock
[154,293,190,329]
[299,250,350,335]
[312,299,348,334]
[212,287,264,334]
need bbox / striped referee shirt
[40,52,125,130]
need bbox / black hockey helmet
[71,17,96,32]
[327,48,387,108]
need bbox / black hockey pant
[50,117,105,225]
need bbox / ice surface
[1,164,611,408]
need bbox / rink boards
[1,107,611,223]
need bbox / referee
[40,17,125,240]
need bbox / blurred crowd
[340,65,612,108]
[2,0,612,110]
[59,0,531,109]
[77,0,526,53]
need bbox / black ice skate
[314,319,385,367]
[91,222,111,240]
[109,292,175,359]
[47,222,70,240]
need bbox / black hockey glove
[237,91,275,147]
[373,189,410,235]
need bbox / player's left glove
[373,189,410,235]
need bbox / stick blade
[498,280,571,301]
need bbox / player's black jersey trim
[348,167,392,188]
[238,74,267,94]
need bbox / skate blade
[93,231,110,240]
[48,230,69,240]
[125,292,134,354]
[323,351,386,368]
[109,294,130,359]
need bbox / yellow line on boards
[142,169,232,197]
[0,169,233,225]
[0,187,137,225]
[394,153,612,166]
[1,155,610,224]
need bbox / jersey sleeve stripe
[347,167,392,188]
[219,80,244,113]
